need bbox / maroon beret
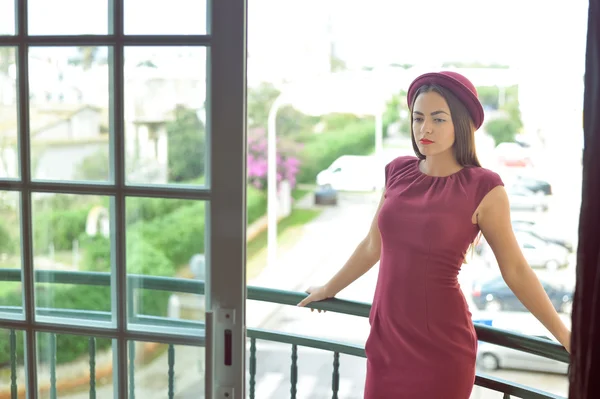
[407,71,485,130]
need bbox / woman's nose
[420,120,432,134]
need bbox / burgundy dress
[364,155,503,398]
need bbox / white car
[480,231,569,270]
[476,318,569,375]
[507,185,548,212]
[316,155,383,192]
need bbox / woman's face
[412,91,455,157]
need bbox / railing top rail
[0,268,569,363]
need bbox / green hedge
[34,208,90,252]
[296,119,377,184]
[0,186,267,368]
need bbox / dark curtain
[569,0,600,397]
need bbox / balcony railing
[0,269,570,399]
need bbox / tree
[74,149,110,181]
[484,117,519,145]
[247,83,319,138]
[166,106,206,182]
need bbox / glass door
[0,0,247,397]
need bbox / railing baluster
[249,338,256,399]
[50,333,57,399]
[331,351,340,399]
[89,337,96,399]
[10,329,17,399]
[290,344,298,399]
[129,342,136,399]
[168,344,175,399]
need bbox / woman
[297,71,571,398]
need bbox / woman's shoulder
[386,155,418,171]
[465,165,504,184]
[383,155,418,189]
[463,166,505,203]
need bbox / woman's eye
[435,118,446,123]
[413,117,423,122]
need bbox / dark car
[512,175,552,196]
[472,276,572,313]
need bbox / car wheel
[561,300,573,314]
[545,260,560,271]
[480,353,500,371]
[485,299,503,312]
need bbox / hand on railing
[296,285,333,312]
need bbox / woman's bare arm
[477,186,571,351]
[297,191,385,307]
[322,191,385,296]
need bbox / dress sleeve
[384,161,394,191]
[475,169,504,207]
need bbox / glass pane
[0,46,18,179]
[0,0,15,35]
[124,47,207,186]
[128,340,205,397]
[29,46,111,182]
[28,0,109,35]
[32,193,113,324]
[126,197,205,333]
[124,0,207,35]
[37,332,115,398]
[0,329,27,397]
[0,191,22,317]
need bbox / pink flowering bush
[247,128,301,191]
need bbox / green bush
[133,202,205,267]
[80,234,111,272]
[33,208,90,252]
[0,184,267,368]
[485,117,519,145]
[0,221,14,254]
[126,197,192,225]
[296,119,376,184]
[247,186,267,224]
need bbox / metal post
[266,94,286,269]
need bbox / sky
[0,0,590,72]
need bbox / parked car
[316,155,382,192]
[471,275,573,313]
[507,185,548,212]
[512,220,574,252]
[494,142,533,168]
[476,319,569,374]
[480,230,570,270]
[314,185,338,205]
[512,174,552,196]
[477,335,568,374]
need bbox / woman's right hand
[297,285,333,312]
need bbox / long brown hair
[409,83,481,168]
[408,83,483,262]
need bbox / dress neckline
[415,158,467,179]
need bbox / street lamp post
[266,93,287,269]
